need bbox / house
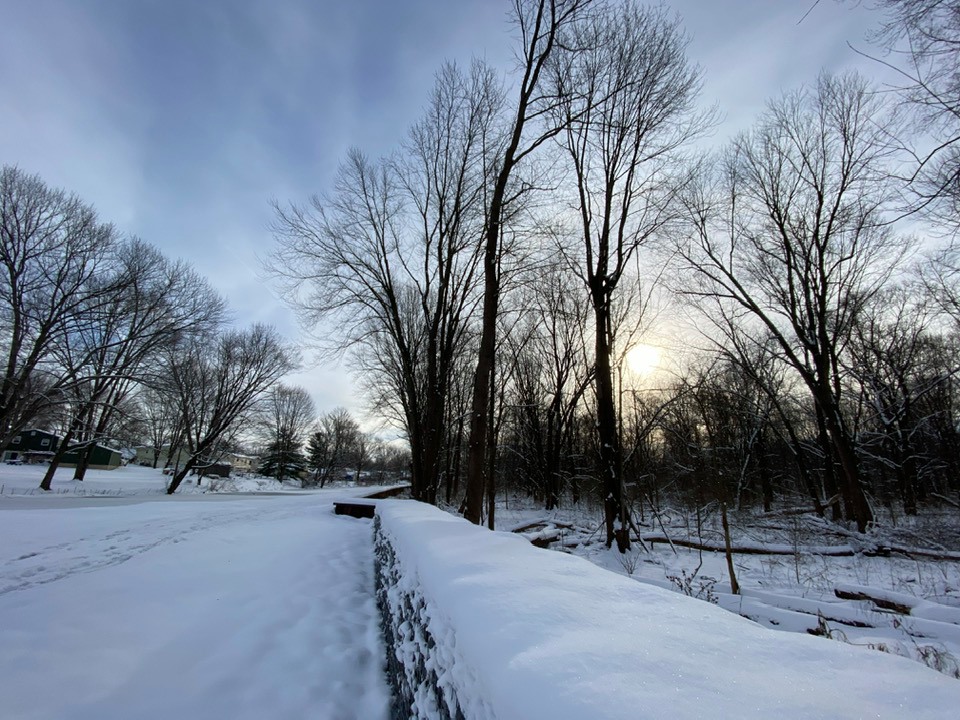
[134,445,191,469]
[224,452,258,475]
[2,429,60,464]
[135,445,257,476]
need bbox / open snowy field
[0,462,308,499]
[0,488,390,720]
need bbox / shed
[61,444,123,470]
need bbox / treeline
[256,398,410,487]
[0,165,298,492]
[268,0,960,547]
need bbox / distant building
[225,452,258,474]
[2,429,60,464]
[2,430,122,470]
[194,460,231,478]
[134,445,258,476]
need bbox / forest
[265,0,960,551]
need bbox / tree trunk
[815,405,843,522]
[822,409,873,532]
[463,216,501,524]
[167,454,199,494]
[486,359,497,531]
[73,444,93,481]
[721,501,740,595]
[593,297,627,552]
[408,430,425,500]
[39,428,76,491]
[757,432,773,513]
[447,412,465,505]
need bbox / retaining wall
[373,500,960,720]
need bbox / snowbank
[374,500,960,720]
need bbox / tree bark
[464,189,504,524]
[593,296,628,551]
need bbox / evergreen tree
[259,428,306,484]
[305,430,328,487]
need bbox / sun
[626,343,661,377]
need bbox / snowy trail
[0,493,390,720]
[0,498,321,595]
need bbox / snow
[0,463,173,497]
[0,488,390,720]
[377,500,960,719]
[3,460,959,719]
[484,498,960,678]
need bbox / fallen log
[509,519,580,534]
[640,534,856,556]
[833,585,919,615]
[528,529,562,548]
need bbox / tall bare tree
[257,384,315,484]
[548,1,709,549]
[270,61,500,504]
[0,166,117,450]
[462,0,593,524]
[677,73,908,531]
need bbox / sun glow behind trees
[626,343,662,378]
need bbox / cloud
[0,0,900,426]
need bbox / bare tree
[502,268,593,510]
[166,324,294,494]
[847,285,957,514]
[548,1,709,549]
[306,407,361,487]
[38,239,225,488]
[0,166,117,450]
[138,384,184,468]
[270,61,499,504]
[859,0,960,230]
[257,384,315,484]
[462,0,593,525]
[677,73,908,531]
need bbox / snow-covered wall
[374,501,960,720]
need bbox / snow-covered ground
[484,496,960,679]
[0,486,390,720]
[4,460,958,718]
[0,462,309,497]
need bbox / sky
[0,0,889,427]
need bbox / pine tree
[305,430,328,487]
[259,428,307,484]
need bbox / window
[12,436,20,444]
[41,439,49,447]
